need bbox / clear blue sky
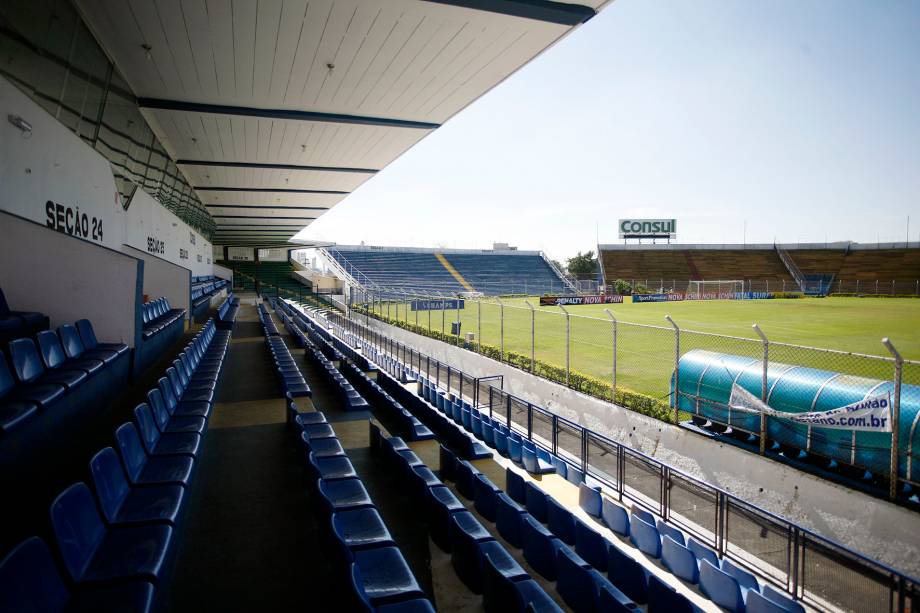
[293,0,920,262]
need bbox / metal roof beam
[178,160,378,174]
[138,98,440,130]
[422,0,596,25]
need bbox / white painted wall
[0,211,141,347]
[0,75,213,277]
[123,189,212,276]
[123,245,190,322]
[227,247,254,261]
[362,315,920,577]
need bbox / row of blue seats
[420,378,563,472]
[339,360,434,441]
[289,406,433,610]
[141,297,185,340]
[191,279,228,317]
[215,294,239,330]
[0,318,230,611]
[377,424,568,612]
[575,486,804,613]
[257,303,280,336]
[0,287,48,346]
[1,319,130,441]
[329,318,809,613]
[304,344,370,411]
[259,305,312,398]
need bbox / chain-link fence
[350,288,919,501]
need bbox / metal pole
[456,299,461,345]
[605,309,617,402]
[477,299,481,353]
[665,315,680,422]
[559,305,570,386]
[524,300,535,372]
[883,338,903,500]
[753,324,769,454]
[497,298,505,362]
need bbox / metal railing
[349,287,920,503]
[302,304,920,613]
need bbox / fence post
[456,299,461,346]
[665,315,680,422]
[414,295,418,328]
[477,299,482,354]
[559,305,571,386]
[497,298,505,362]
[524,300,535,373]
[882,338,903,501]
[604,309,617,402]
[753,324,769,454]
[441,300,446,334]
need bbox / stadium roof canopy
[74,0,608,247]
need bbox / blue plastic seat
[509,433,523,463]
[761,584,806,613]
[303,423,336,440]
[721,557,760,594]
[0,353,39,432]
[607,545,649,604]
[135,403,200,458]
[602,498,630,536]
[578,483,603,518]
[426,485,466,551]
[482,421,495,447]
[747,588,798,613]
[473,473,502,521]
[555,545,599,612]
[656,519,686,546]
[300,432,346,457]
[115,423,194,488]
[50,483,174,585]
[148,389,207,436]
[481,552,547,613]
[522,445,555,474]
[575,519,609,571]
[546,496,576,545]
[521,514,565,581]
[505,468,526,505]
[494,428,509,456]
[629,515,662,558]
[439,444,458,481]
[76,319,129,357]
[90,447,184,527]
[496,493,527,548]
[10,337,85,391]
[451,513,526,594]
[455,460,481,500]
[551,456,569,480]
[631,506,656,525]
[687,537,720,568]
[318,478,374,512]
[332,508,396,550]
[37,330,103,377]
[647,574,695,613]
[566,465,585,485]
[524,481,548,523]
[0,536,155,613]
[348,548,425,607]
[662,535,699,584]
[699,559,744,612]
[158,377,210,419]
[294,411,327,427]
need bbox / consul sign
[618,219,677,239]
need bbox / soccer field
[377,296,920,403]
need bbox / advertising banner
[411,299,465,311]
[729,384,892,432]
[539,295,624,306]
[632,293,685,303]
[618,219,677,239]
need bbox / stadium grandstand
[322,244,575,296]
[1,1,918,612]
[598,242,920,296]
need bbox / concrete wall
[361,315,920,576]
[213,264,233,281]
[0,211,141,347]
[122,246,190,324]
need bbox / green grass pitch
[379,297,920,400]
